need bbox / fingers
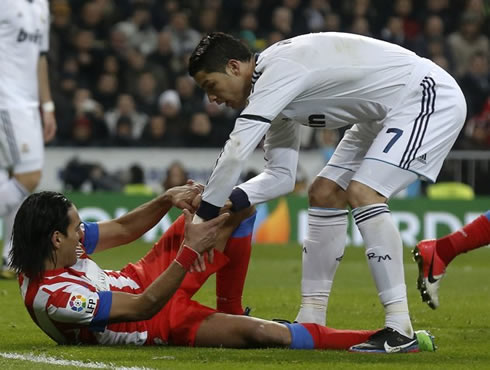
[208,249,214,264]
[191,193,202,209]
[205,212,230,229]
[182,208,193,223]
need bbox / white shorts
[0,107,44,174]
[319,62,467,198]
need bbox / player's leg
[413,210,490,309]
[349,66,466,352]
[194,313,376,350]
[0,108,43,277]
[216,208,257,315]
[295,124,376,325]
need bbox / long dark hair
[9,191,73,279]
[189,32,252,76]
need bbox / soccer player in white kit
[0,0,57,278]
[188,32,466,353]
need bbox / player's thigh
[0,108,44,174]
[318,123,381,191]
[195,313,289,348]
[361,68,466,188]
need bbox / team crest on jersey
[69,294,87,312]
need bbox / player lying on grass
[9,189,435,352]
[413,210,490,309]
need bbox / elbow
[134,295,159,321]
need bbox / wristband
[42,101,55,112]
[174,245,200,271]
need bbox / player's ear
[51,231,62,249]
[227,59,241,76]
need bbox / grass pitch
[1,242,489,369]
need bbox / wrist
[229,187,250,212]
[42,101,55,112]
[174,245,200,271]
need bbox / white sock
[2,202,20,268]
[0,178,28,217]
[295,208,348,325]
[353,203,414,338]
[0,178,28,268]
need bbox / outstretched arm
[93,182,203,253]
[107,210,229,322]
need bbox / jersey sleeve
[197,57,308,219]
[46,285,112,332]
[236,118,301,205]
[81,222,100,255]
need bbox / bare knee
[246,321,290,348]
[308,177,347,208]
[14,170,41,193]
[346,181,387,208]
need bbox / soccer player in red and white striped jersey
[10,189,435,351]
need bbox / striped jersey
[19,222,149,345]
[201,32,433,209]
[0,0,50,109]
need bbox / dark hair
[188,32,252,76]
[9,191,73,279]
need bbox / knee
[308,177,347,208]
[247,322,289,347]
[346,181,386,208]
[14,171,41,193]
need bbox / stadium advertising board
[2,193,488,247]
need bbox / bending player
[187,32,466,352]
[413,211,490,309]
[9,188,434,351]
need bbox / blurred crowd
[48,0,489,151]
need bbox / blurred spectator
[350,16,372,36]
[163,161,188,190]
[324,12,342,32]
[186,112,213,147]
[123,164,154,195]
[105,94,148,140]
[157,90,186,146]
[72,29,103,87]
[380,16,407,47]
[316,129,339,163]
[459,52,490,118]
[71,88,108,146]
[140,114,173,146]
[448,11,489,77]
[413,15,452,66]
[175,74,202,117]
[77,1,109,43]
[197,8,219,34]
[304,0,331,33]
[115,3,158,55]
[148,31,177,88]
[133,72,159,114]
[94,73,119,110]
[164,11,201,58]
[270,7,294,38]
[464,97,490,149]
[392,0,420,42]
[110,116,136,146]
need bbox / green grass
[1,242,490,369]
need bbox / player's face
[194,61,251,109]
[59,206,84,266]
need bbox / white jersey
[0,0,49,109]
[201,32,436,210]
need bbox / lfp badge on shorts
[69,294,87,312]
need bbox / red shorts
[122,215,229,346]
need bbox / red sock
[216,214,255,314]
[436,213,490,265]
[302,324,376,350]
